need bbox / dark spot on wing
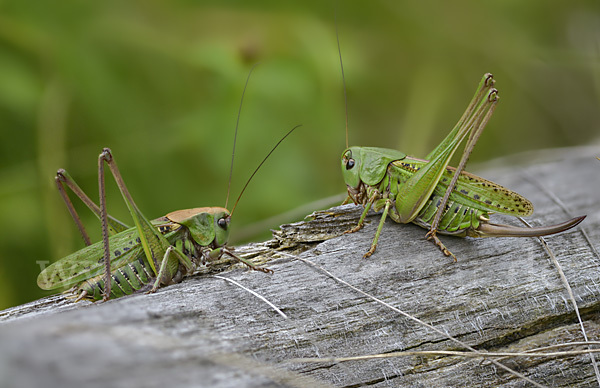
[399,162,420,172]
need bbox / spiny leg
[393,74,496,227]
[364,198,391,258]
[426,85,499,259]
[55,169,130,245]
[55,170,92,246]
[425,233,457,261]
[98,151,112,301]
[426,73,495,162]
[346,191,378,234]
[97,148,173,301]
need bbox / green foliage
[0,0,598,309]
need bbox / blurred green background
[0,0,598,309]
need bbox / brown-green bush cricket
[37,72,299,302]
[336,44,585,259]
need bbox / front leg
[222,249,274,274]
[364,198,392,258]
[340,195,352,205]
[346,191,379,234]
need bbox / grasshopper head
[341,147,362,190]
[212,208,231,247]
[342,146,408,187]
[166,207,231,248]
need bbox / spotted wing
[436,167,533,216]
[37,219,181,290]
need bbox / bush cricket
[38,73,299,301]
[336,40,584,259]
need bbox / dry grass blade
[519,216,600,386]
[520,169,600,385]
[292,342,600,363]
[283,253,547,388]
[212,275,288,320]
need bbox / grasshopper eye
[346,158,355,170]
[217,217,228,230]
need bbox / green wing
[391,159,533,216]
[37,218,182,290]
[37,227,143,290]
[436,167,533,216]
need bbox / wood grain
[2,146,600,387]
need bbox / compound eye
[346,158,355,170]
[217,217,228,230]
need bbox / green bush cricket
[336,42,585,259]
[38,74,299,302]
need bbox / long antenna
[335,7,349,149]
[225,63,260,209]
[230,124,302,217]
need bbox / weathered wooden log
[1,146,600,387]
